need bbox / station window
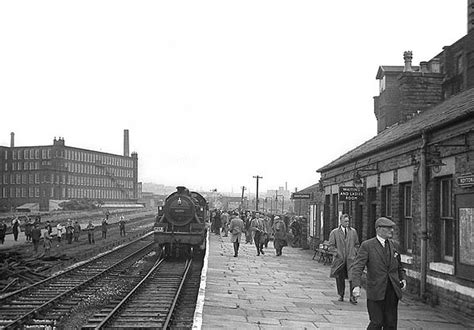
[439,177,454,262]
[401,183,413,253]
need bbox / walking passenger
[351,217,406,329]
[229,212,245,257]
[272,216,287,256]
[328,214,360,304]
[87,221,95,244]
[221,211,229,237]
[251,212,265,256]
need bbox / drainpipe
[420,132,428,299]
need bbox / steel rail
[163,258,192,329]
[1,239,154,329]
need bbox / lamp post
[240,186,246,211]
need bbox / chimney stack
[124,129,130,157]
[403,51,413,72]
[469,0,474,34]
[10,132,14,148]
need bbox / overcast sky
[0,1,468,195]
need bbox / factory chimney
[10,132,14,148]
[124,129,130,157]
[469,0,474,34]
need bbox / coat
[350,237,406,301]
[328,226,359,279]
[229,217,245,243]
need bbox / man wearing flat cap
[350,217,406,329]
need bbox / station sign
[339,186,364,201]
[457,174,474,187]
[292,193,312,200]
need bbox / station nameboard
[457,174,474,187]
[292,193,312,200]
[339,186,364,201]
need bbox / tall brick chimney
[10,132,14,148]
[124,129,130,157]
[469,0,474,33]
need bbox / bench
[312,240,333,265]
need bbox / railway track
[84,258,194,329]
[0,234,156,329]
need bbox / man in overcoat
[229,212,245,257]
[350,217,406,329]
[328,213,359,303]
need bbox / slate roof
[318,87,474,172]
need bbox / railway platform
[194,233,474,329]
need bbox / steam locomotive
[154,186,208,258]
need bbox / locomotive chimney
[10,132,14,148]
[123,129,129,157]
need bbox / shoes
[257,253,260,256]
[350,296,358,305]
[234,254,238,257]
[260,250,265,255]
[338,296,344,302]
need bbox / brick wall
[399,72,444,122]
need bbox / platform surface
[195,233,474,329]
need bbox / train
[154,186,209,258]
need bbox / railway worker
[250,212,266,256]
[43,230,52,256]
[86,220,95,244]
[101,218,108,239]
[272,216,287,256]
[213,210,221,235]
[25,219,33,242]
[11,217,20,241]
[0,220,7,244]
[220,211,229,237]
[328,213,360,304]
[73,220,81,242]
[65,220,74,244]
[350,217,406,329]
[229,212,245,257]
[45,221,53,235]
[119,216,126,236]
[31,223,42,253]
[56,222,64,243]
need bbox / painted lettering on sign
[457,175,474,187]
[339,186,364,201]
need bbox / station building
[0,130,139,211]
[311,2,474,315]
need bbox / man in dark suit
[350,217,406,329]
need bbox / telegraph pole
[240,186,246,211]
[253,175,263,211]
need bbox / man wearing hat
[350,217,406,329]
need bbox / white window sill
[429,262,454,275]
[401,254,413,264]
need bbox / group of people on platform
[211,209,407,329]
[210,209,304,258]
[0,214,127,256]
